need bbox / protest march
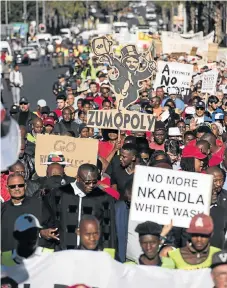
[1,2,227,287]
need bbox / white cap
[37,99,47,107]
[178,56,185,61]
[14,214,42,232]
[185,106,195,115]
[168,127,182,136]
[168,87,178,95]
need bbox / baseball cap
[211,250,227,269]
[10,104,19,114]
[168,127,182,136]
[41,106,50,115]
[19,97,29,104]
[14,214,42,232]
[186,213,214,235]
[58,74,65,79]
[37,99,47,107]
[43,117,55,127]
[182,145,207,159]
[196,101,205,109]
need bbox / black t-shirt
[111,165,134,200]
[106,155,120,177]
[18,111,29,126]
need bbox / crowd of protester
[1,39,227,287]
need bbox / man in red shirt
[54,94,67,118]
[149,121,166,151]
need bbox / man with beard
[149,121,166,151]
[46,163,116,250]
[12,97,37,131]
[1,173,56,252]
[2,214,53,266]
[206,166,227,249]
[169,214,220,269]
[53,107,79,136]
[111,143,137,200]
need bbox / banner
[153,61,193,95]
[86,109,155,132]
[35,134,98,177]
[1,250,215,288]
[201,70,219,94]
[130,166,213,228]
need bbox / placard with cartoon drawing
[92,36,156,110]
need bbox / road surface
[2,62,67,112]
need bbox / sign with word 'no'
[35,134,98,177]
[153,61,193,96]
[130,166,213,228]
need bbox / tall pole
[42,0,46,26]
[23,0,27,45]
[5,0,8,25]
[36,0,39,33]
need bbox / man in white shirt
[9,64,23,105]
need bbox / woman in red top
[98,129,121,163]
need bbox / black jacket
[53,120,79,137]
[47,183,116,251]
[12,111,37,132]
[1,196,54,252]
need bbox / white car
[126,13,135,19]
[146,12,157,20]
[22,47,39,61]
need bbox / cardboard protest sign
[35,134,98,177]
[130,166,213,228]
[208,43,218,62]
[201,70,219,94]
[153,61,193,96]
[87,109,155,131]
[88,36,156,132]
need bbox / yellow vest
[103,248,115,259]
[126,256,175,269]
[26,133,36,143]
[168,246,220,270]
[2,248,54,267]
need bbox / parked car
[146,12,157,20]
[14,50,31,65]
[22,47,39,61]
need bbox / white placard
[153,61,193,95]
[130,166,213,228]
[201,70,219,94]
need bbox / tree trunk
[214,2,223,44]
[190,3,196,32]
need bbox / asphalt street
[2,62,67,112]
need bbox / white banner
[153,61,193,94]
[201,70,219,94]
[130,166,213,228]
[1,250,215,288]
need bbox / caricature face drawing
[124,56,140,71]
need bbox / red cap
[186,214,214,235]
[43,117,55,127]
[182,145,207,159]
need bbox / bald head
[196,140,210,155]
[206,166,223,176]
[77,164,98,177]
[200,133,216,147]
[32,118,43,134]
[46,163,64,177]
[79,215,100,230]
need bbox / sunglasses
[79,175,98,185]
[20,103,28,105]
[8,183,25,189]
[196,107,205,110]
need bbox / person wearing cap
[76,215,115,259]
[34,99,47,117]
[211,250,227,287]
[1,173,56,252]
[1,214,54,267]
[9,64,23,105]
[40,106,51,120]
[162,87,185,112]
[12,97,38,131]
[126,221,175,268]
[43,117,55,134]
[168,214,220,270]
[180,145,207,172]
[207,96,223,122]
[193,100,212,124]
[149,121,166,151]
[93,83,113,109]
[168,127,182,141]
[52,74,67,96]
[54,94,67,118]
[9,104,19,116]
